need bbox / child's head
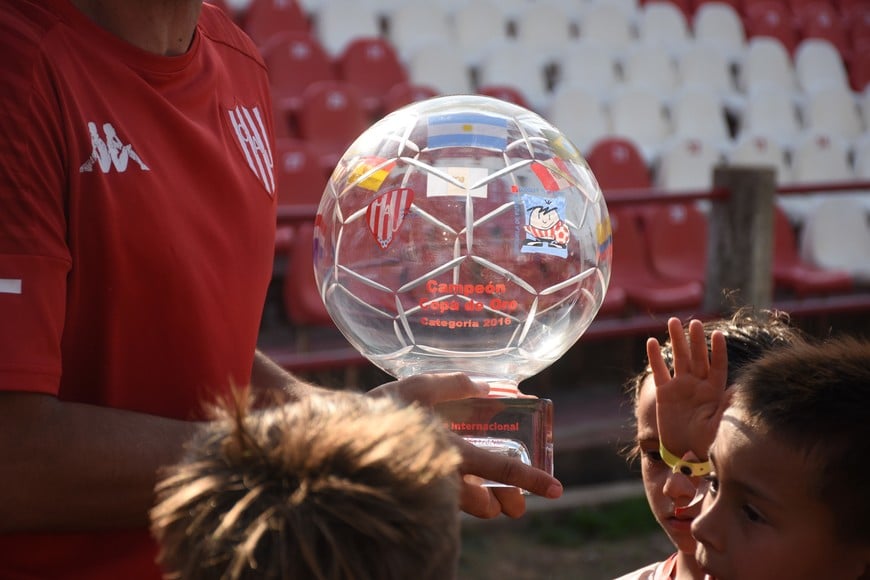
[693,336,870,580]
[626,308,800,558]
[150,389,462,580]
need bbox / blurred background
[210,0,870,577]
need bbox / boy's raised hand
[649,317,729,460]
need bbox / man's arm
[0,391,199,533]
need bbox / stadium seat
[643,203,709,287]
[547,85,612,155]
[405,40,474,96]
[743,1,799,54]
[553,40,622,101]
[772,204,854,296]
[609,86,672,164]
[801,85,865,140]
[675,42,743,113]
[669,86,733,147]
[262,31,336,118]
[737,85,802,148]
[273,138,328,209]
[609,207,705,312]
[476,40,552,112]
[450,0,511,67]
[621,44,680,99]
[799,197,870,283]
[783,132,856,223]
[635,1,692,54]
[242,0,309,47]
[793,1,849,56]
[793,38,850,94]
[335,37,408,119]
[476,85,533,110]
[737,36,798,93]
[850,48,870,92]
[726,133,793,184]
[586,137,653,192]
[578,3,636,57]
[283,221,334,326]
[388,3,452,62]
[692,1,746,64]
[655,137,725,193]
[513,2,577,63]
[381,81,439,113]
[296,80,371,174]
[314,0,381,57]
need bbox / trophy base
[434,397,553,488]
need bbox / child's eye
[644,449,663,463]
[704,474,719,496]
[742,505,766,524]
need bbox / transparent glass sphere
[313,95,611,396]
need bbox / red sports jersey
[0,0,277,577]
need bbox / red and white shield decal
[366,188,414,249]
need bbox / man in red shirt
[0,1,562,578]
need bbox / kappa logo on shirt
[79,122,150,174]
[226,105,275,196]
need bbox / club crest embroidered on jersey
[226,105,275,196]
[79,122,150,173]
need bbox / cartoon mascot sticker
[521,194,569,258]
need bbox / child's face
[692,407,867,580]
[636,375,703,555]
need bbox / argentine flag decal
[427,112,509,150]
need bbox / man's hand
[369,373,563,518]
[650,318,728,460]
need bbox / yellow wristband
[659,442,712,477]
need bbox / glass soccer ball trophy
[313,95,611,482]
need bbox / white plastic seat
[669,87,732,147]
[476,40,552,112]
[802,85,865,140]
[621,44,678,99]
[655,137,725,193]
[635,1,691,54]
[609,86,671,164]
[737,36,797,93]
[578,3,636,58]
[794,38,850,94]
[546,85,612,154]
[692,2,746,65]
[314,0,381,57]
[450,0,510,67]
[738,86,802,148]
[726,133,793,184]
[783,132,856,223]
[513,2,577,63]
[405,40,474,95]
[553,40,621,100]
[800,197,870,283]
[675,42,743,114]
[388,3,452,62]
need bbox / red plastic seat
[335,37,409,119]
[476,85,533,111]
[586,137,653,193]
[772,204,854,296]
[274,138,328,208]
[242,0,309,47]
[262,31,336,120]
[849,49,870,91]
[283,221,334,326]
[642,203,708,287]
[296,80,371,174]
[381,81,439,114]
[609,207,704,313]
[795,2,849,56]
[744,0,799,53]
